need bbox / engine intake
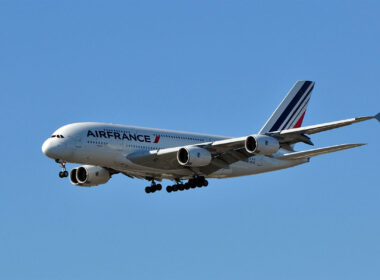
[70,165,110,187]
[177,147,212,167]
[245,135,280,155]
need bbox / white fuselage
[42,122,307,181]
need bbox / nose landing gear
[56,159,68,178]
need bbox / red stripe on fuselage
[154,135,160,143]
[293,111,306,128]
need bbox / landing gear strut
[56,159,68,178]
[167,177,208,193]
[145,180,162,194]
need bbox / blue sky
[1,1,379,279]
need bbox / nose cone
[42,139,65,159]
[42,139,54,158]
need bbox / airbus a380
[42,81,379,194]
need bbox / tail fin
[259,80,315,134]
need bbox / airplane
[42,81,380,194]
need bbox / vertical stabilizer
[259,81,315,134]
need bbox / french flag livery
[259,81,315,134]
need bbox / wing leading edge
[267,114,379,145]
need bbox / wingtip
[346,143,367,148]
[375,112,380,122]
[355,143,367,147]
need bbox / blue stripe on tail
[269,81,312,132]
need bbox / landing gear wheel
[172,185,178,192]
[57,160,68,178]
[184,183,190,190]
[203,180,208,187]
[166,186,172,193]
[145,179,164,194]
[178,184,184,191]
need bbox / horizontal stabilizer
[276,143,366,160]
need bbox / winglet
[375,112,380,122]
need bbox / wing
[267,114,380,145]
[125,113,379,175]
[126,137,252,175]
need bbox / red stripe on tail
[293,111,306,128]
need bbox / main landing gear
[166,177,208,193]
[144,177,208,194]
[145,181,162,194]
[56,159,68,178]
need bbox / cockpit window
[51,135,64,138]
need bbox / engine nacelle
[245,135,280,155]
[177,146,212,167]
[70,165,110,187]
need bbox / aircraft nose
[42,139,64,159]
[42,139,53,157]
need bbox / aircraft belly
[210,156,308,178]
[63,142,307,181]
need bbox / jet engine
[70,165,110,187]
[245,135,280,155]
[177,146,212,167]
